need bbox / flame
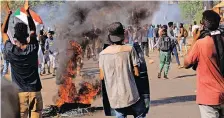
[66,60,76,76]
[56,40,100,107]
[56,77,77,107]
[76,82,100,104]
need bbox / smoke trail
[34,1,160,84]
[152,2,183,25]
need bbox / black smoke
[45,1,161,84]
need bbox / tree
[179,1,203,23]
[179,1,221,24]
[1,1,64,14]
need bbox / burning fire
[56,40,100,107]
[76,82,100,104]
[56,77,77,107]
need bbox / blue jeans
[114,97,148,118]
[115,108,146,118]
[2,60,9,75]
[129,37,133,45]
[179,37,187,54]
[172,46,180,65]
[141,42,149,57]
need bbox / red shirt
[186,36,224,105]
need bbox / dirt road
[39,49,200,118]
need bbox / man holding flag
[2,1,43,117]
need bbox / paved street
[39,48,200,118]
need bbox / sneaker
[164,75,169,79]
[48,70,51,74]
[42,70,46,74]
[178,65,184,69]
[158,73,161,79]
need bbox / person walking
[44,30,58,76]
[2,1,43,117]
[167,22,183,68]
[128,26,134,45]
[184,10,224,118]
[192,21,200,35]
[153,25,160,50]
[141,25,149,57]
[157,25,175,79]
[135,26,142,46]
[154,25,167,49]
[99,22,147,118]
[1,23,10,77]
[95,37,102,59]
[178,23,188,56]
[38,43,44,75]
[173,26,178,37]
[38,29,47,54]
[154,25,159,40]
[148,24,154,52]
[189,24,192,36]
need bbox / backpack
[192,29,224,77]
[183,28,188,38]
[159,36,173,51]
[212,29,224,77]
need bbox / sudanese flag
[14,7,43,26]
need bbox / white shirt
[192,25,200,33]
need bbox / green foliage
[194,9,203,23]
[1,1,64,11]
[179,1,203,24]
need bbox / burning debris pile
[56,41,100,107]
[42,41,100,117]
[75,82,100,105]
[42,104,103,117]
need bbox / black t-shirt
[4,34,42,92]
[39,35,47,46]
[154,28,159,38]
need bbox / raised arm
[24,0,36,34]
[1,2,12,44]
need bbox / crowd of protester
[1,1,224,118]
[99,10,224,118]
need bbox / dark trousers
[172,46,180,65]
[114,97,148,118]
[141,42,149,56]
